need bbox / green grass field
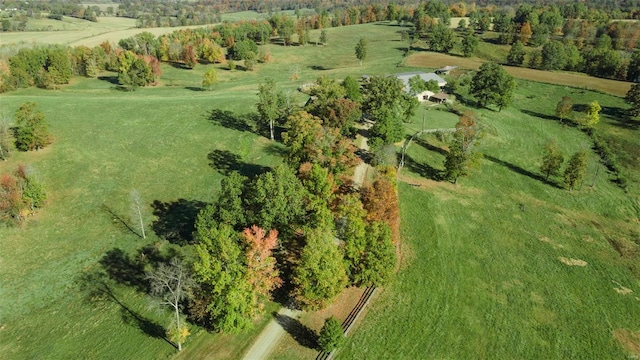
[338,79,640,359]
[1,21,639,359]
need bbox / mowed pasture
[338,81,640,358]
[0,21,639,359]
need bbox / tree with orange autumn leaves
[242,225,282,311]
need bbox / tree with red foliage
[241,225,282,311]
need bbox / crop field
[1,21,639,359]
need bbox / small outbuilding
[435,66,458,75]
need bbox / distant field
[0,15,219,47]
[406,52,633,97]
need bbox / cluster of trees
[491,5,640,81]
[189,161,396,331]
[540,140,589,191]
[6,46,72,89]
[0,101,52,160]
[141,75,400,336]
[0,164,46,223]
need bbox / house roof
[436,66,458,73]
[395,72,447,93]
[430,92,449,100]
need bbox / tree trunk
[138,206,146,239]
[175,304,182,351]
[269,119,274,141]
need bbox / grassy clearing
[338,79,640,359]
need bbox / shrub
[318,317,344,352]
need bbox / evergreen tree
[318,317,345,352]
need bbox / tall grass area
[339,82,640,358]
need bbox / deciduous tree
[540,139,564,181]
[541,41,567,70]
[580,101,601,128]
[193,221,254,332]
[293,227,348,310]
[241,226,281,311]
[202,69,218,90]
[146,258,193,351]
[427,23,455,53]
[470,62,516,111]
[555,96,573,123]
[461,30,479,57]
[0,120,13,161]
[341,75,362,102]
[245,164,308,231]
[355,38,367,66]
[564,150,588,191]
[256,78,281,141]
[624,83,640,117]
[130,189,146,238]
[215,171,247,229]
[15,102,52,151]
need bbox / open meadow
[0,20,639,359]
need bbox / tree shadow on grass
[207,109,254,133]
[101,204,146,238]
[99,248,149,292]
[262,142,288,158]
[98,75,119,85]
[273,313,318,350]
[520,109,559,122]
[151,199,207,246]
[208,149,270,178]
[414,137,448,156]
[601,106,640,130]
[484,154,562,189]
[403,153,443,181]
[76,270,177,350]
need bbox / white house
[395,71,447,102]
